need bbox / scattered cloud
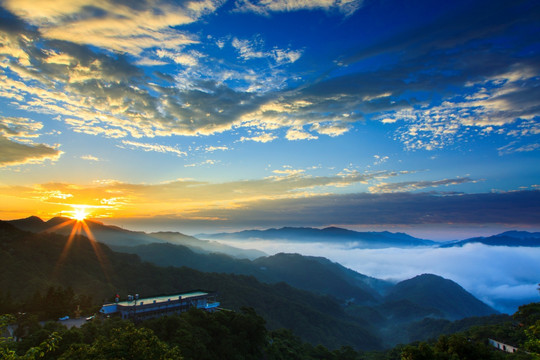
[369,177,478,193]
[498,141,540,155]
[373,155,389,165]
[234,0,363,16]
[232,37,302,65]
[0,136,62,167]
[80,155,101,162]
[205,145,229,152]
[285,127,318,140]
[184,159,218,167]
[0,116,62,167]
[120,140,186,157]
[239,133,277,143]
[1,0,220,57]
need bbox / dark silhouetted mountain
[7,217,266,258]
[0,221,383,350]
[441,231,540,247]
[113,243,389,304]
[7,216,163,247]
[384,274,497,320]
[149,231,266,259]
[198,226,435,248]
[253,253,390,302]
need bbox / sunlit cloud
[234,0,363,16]
[0,116,62,167]
[205,145,229,152]
[0,169,413,219]
[369,177,478,193]
[120,140,187,157]
[232,37,302,64]
[239,133,277,143]
[2,0,221,57]
[80,154,101,161]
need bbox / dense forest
[1,302,539,359]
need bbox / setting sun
[72,207,88,221]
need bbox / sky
[0,0,539,238]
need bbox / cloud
[120,140,187,157]
[205,145,229,152]
[232,37,302,65]
[239,133,277,143]
[369,177,478,193]
[234,0,363,16]
[0,116,62,167]
[80,155,101,161]
[0,168,411,217]
[1,0,221,57]
[498,141,540,155]
[0,136,62,167]
[170,190,540,228]
[224,239,540,313]
[0,0,538,151]
[285,127,317,140]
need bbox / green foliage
[1,314,61,360]
[143,307,266,360]
[58,321,181,360]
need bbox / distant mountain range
[440,231,540,247]
[0,219,502,348]
[8,216,540,250]
[6,216,265,259]
[197,226,540,248]
[197,226,437,248]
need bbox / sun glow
[71,206,88,221]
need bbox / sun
[72,207,88,221]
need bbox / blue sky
[0,0,539,238]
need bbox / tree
[59,321,181,360]
[1,314,61,360]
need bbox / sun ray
[52,206,112,282]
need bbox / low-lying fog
[219,240,540,314]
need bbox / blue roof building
[99,290,219,321]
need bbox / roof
[115,291,210,307]
[99,304,118,314]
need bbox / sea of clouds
[220,240,540,314]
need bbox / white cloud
[217,239,540,313]
[369,177,477,193]
[286,127,318,140]
[239,133,277,143]
[205,145,229,152]
[232,37,302,65]
[498,141,540,155]
[234,0,363,16]
[120,140,187,157]
[80,154,101,161]
[2,0,220,57]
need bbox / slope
[0,221,382,350]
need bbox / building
[488,338,519,354]
[99,290,220,321]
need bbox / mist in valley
[216,239,540,314]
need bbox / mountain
[441,231,540,247]
[384,274,497,320]
[7,216,164,247]
[198,226,435,248]
[149,231,266,259]
[0,221,382,350]
[7,217,266,258]
[0,218,499,349]
[114,243,389,304]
